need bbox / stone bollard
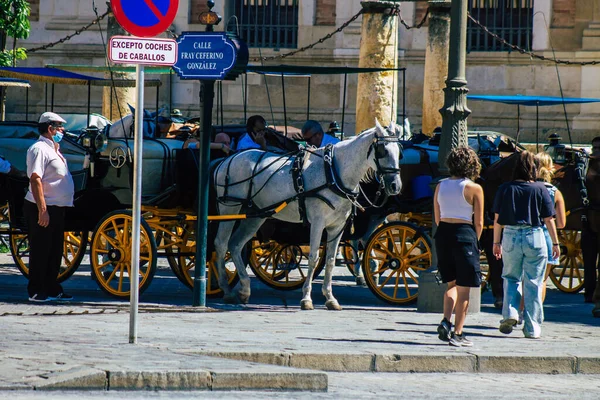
[417,271,481,314]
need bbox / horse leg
[227,218,265,304]
[322,224,345,311]
[300,223,325,310]
[214,220,237,303]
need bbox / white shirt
[0,157,10,174]
[319,133,340,147]
[235,132,262,151]
[25,136,74,207]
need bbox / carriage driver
[302,120,340,148]
[24,112,74,302]
[234,115,268,151]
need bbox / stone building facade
[7,0,600,142]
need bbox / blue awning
[0,77,30,87]
[0,67,161,87]
[468,94,600,106]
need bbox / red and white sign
[109,36,177,66]
[111,0,179,38]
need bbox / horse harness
[216,135,402,225]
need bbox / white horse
[212,120,404,310]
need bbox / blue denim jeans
[502,226,548,337]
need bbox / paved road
[2,373,600,399]
[1,252,599,394]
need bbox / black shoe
[28,293,49,303]
[49,292,74,301]
[499,318,517,334]
[437,318,452,342]
[494,297,503,309]
[449,332,473,347]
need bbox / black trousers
[582,223,599,301]
[24,200,65,297]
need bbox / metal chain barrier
[25,9,110,53]
[251,6,428,63]
[468,13,600,66]
[251,9,365,62]
[398,7,429,30]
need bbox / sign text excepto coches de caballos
[109,36,177,65]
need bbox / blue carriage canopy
[467,94,600,106]
[0,77,30,87]
[0,66,161,87]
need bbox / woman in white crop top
[433,147,484,347]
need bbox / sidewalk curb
[197,351,600,374]
[25,367,327,391]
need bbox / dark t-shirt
[491,181,555,227]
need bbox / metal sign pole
[129,64,145,343]
[193,79,214,307]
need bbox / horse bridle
[368,135,404,176]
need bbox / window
[467,0,533,52]
[29,0,40,21]
[232,0,299,49]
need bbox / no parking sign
[111,0,179,37]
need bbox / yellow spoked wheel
[248,239,326,290]
[9,231,88,282]
[0,202,8,224]
[164,225,239,297]
[549,230,584,293]
[340,241,361,277]
[90,210,157,298]
[362,222,432,304]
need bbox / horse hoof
[237,293,250,304]
[300,300,314,310]
[325,300,342,311]
[223,293,239,304]
[355,276,366,287]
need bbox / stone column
[355,1,399,133]
[102,6,136,122]
[572,2,600,139]
[421,0,451,136]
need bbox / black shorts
[434,222,481,287]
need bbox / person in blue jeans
[492,151,560,339]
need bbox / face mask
[52,131,64,143]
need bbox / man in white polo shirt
[24,112,74,302]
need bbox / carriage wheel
[549,230,584,293]
[248,239,326,291]
[9,231,88,282]
[90,210,157,298]
[163,225,239,297]
[340,241,360,277]
[480,252,491,293]
[362,222,432,304]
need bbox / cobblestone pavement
[0,252,599,392]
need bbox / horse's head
[126,105,163,139]
[369,119,403,196]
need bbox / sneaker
[449,332,473,347]
[437,318,452,342]
[49,292,74,301]
[523,331,540,339]
[28,293,49,303]
[499,318,518,334]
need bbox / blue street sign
[172,32,248,80]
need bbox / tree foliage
[0,0,30,66]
